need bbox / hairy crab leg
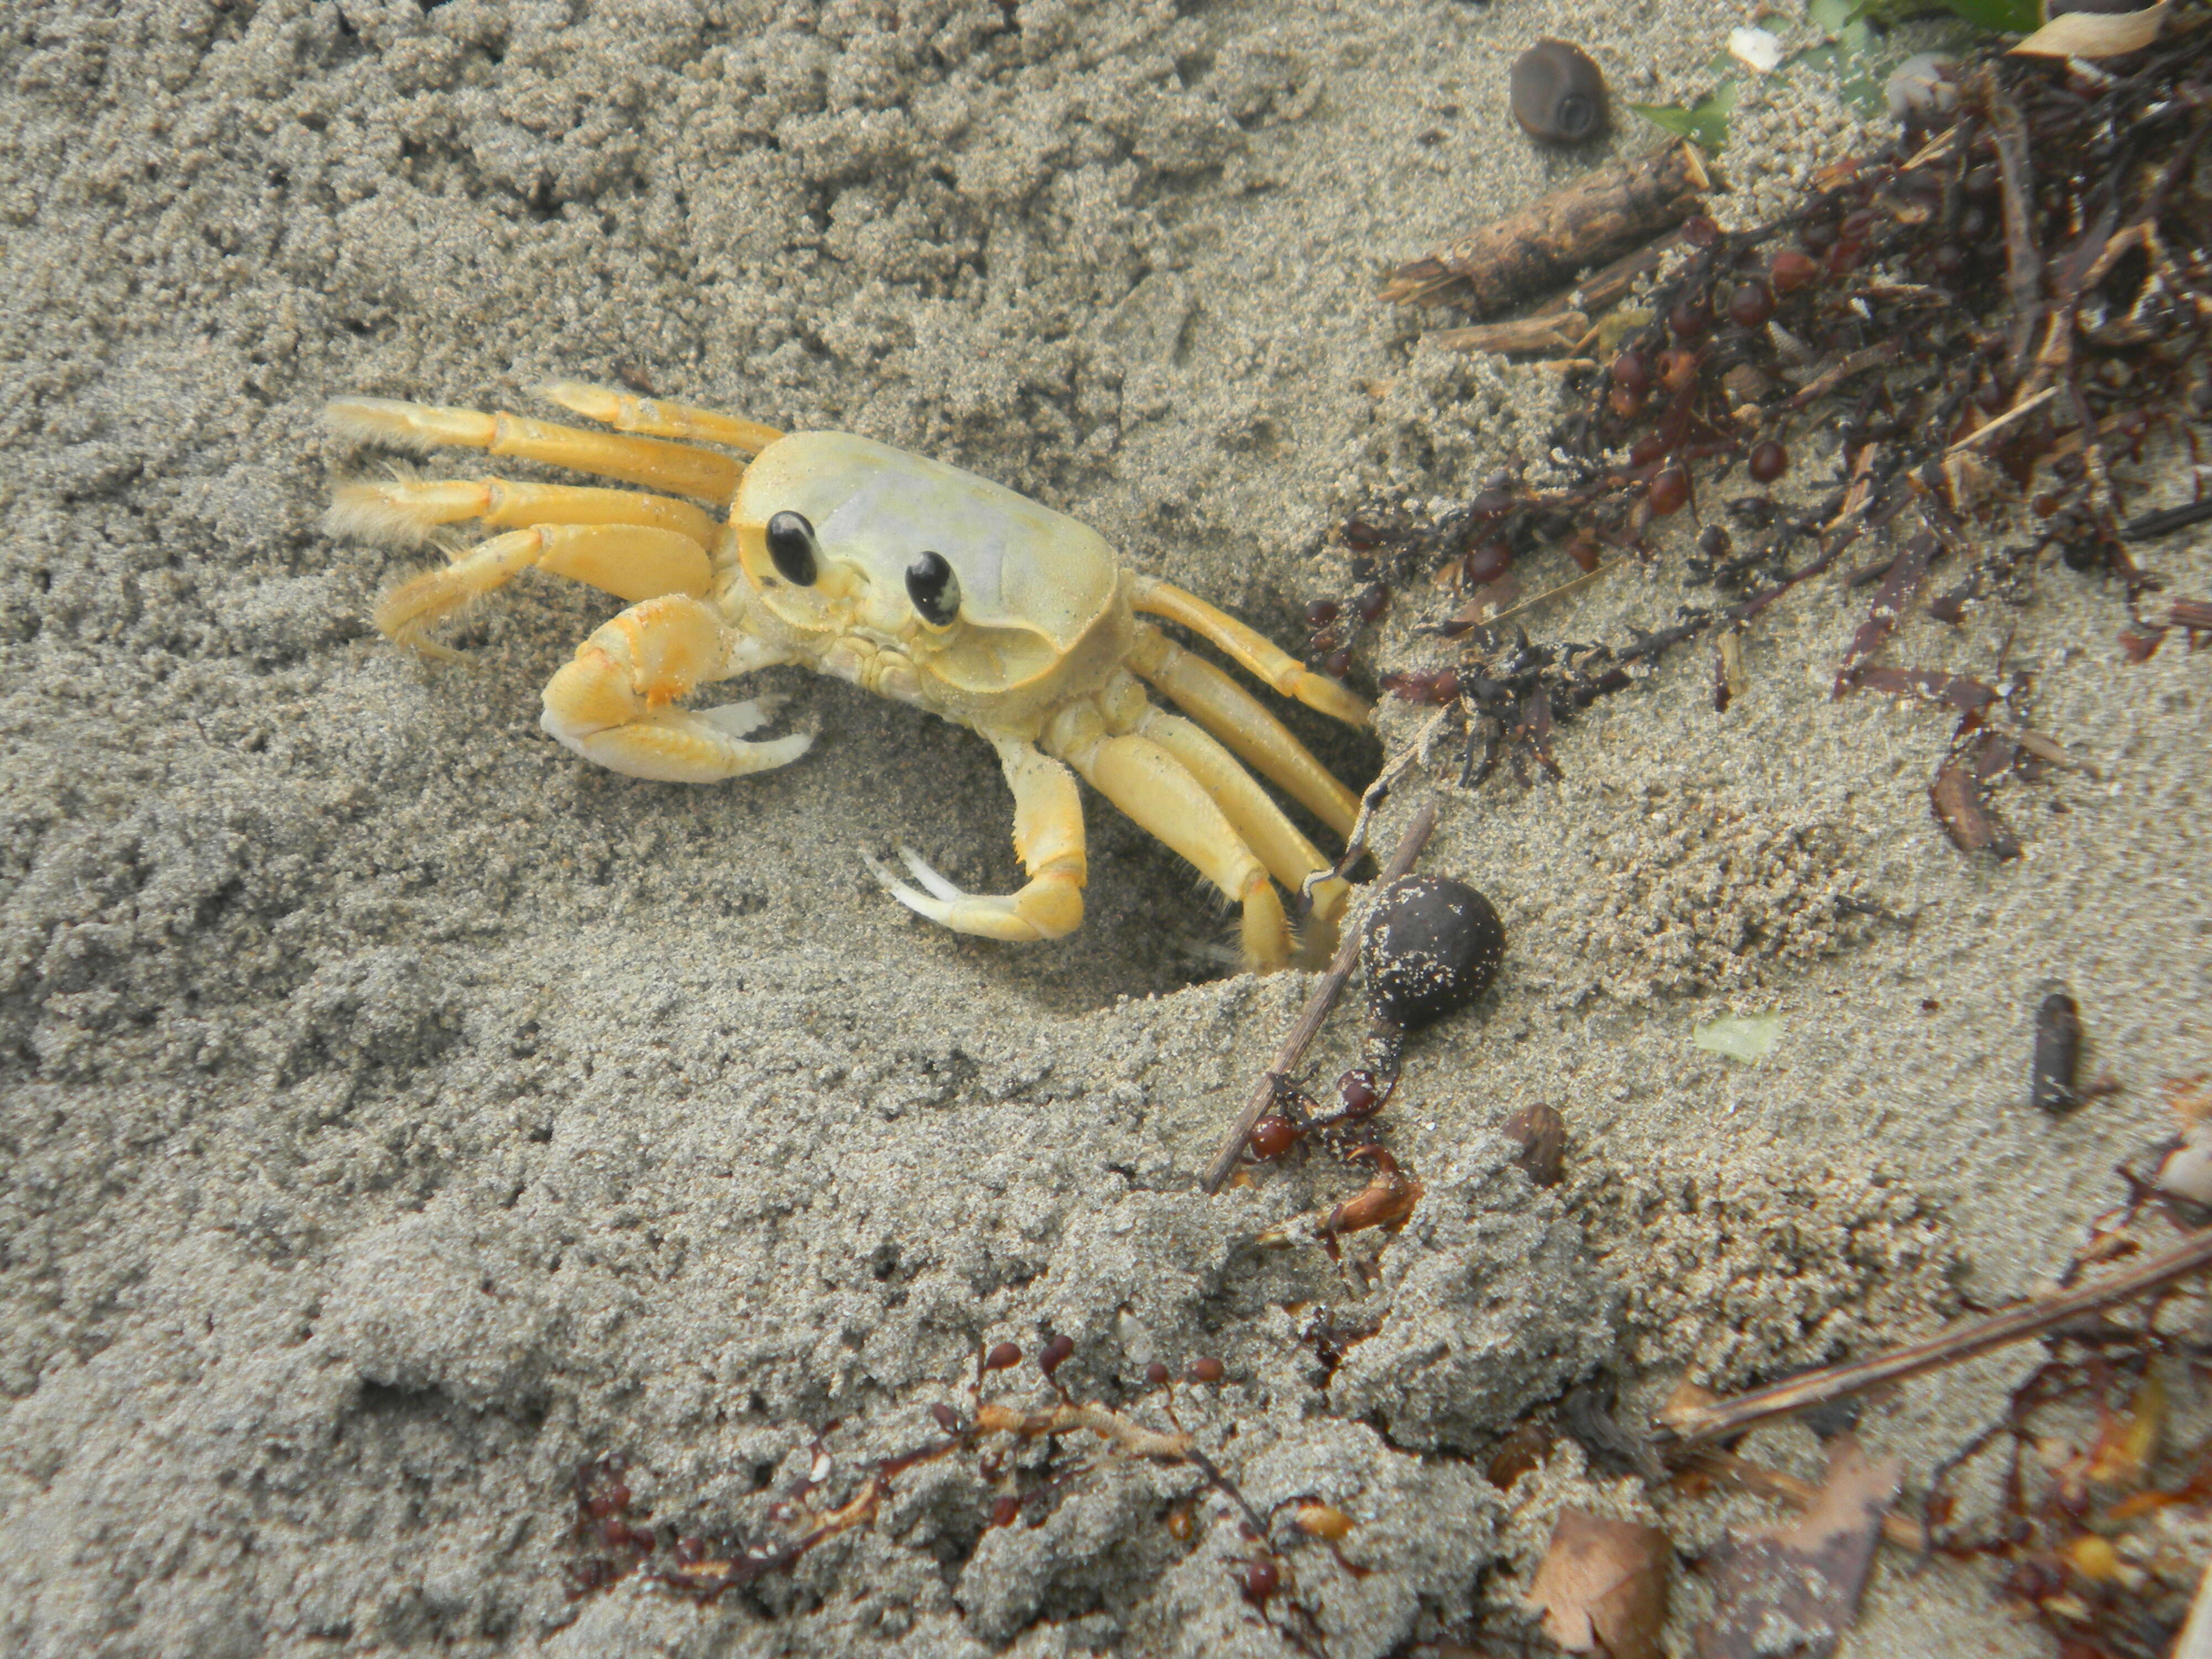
[865,740,1086,943]
[533,380,785,457]
[1130,575,1373,730]
[371,524,714,657]
[325,398,741,502]
[1127,623,1360,837]
[1128,704,1352,968]
[1048,718,1291,973]
[326,476,716,549]
[540,594,809,782]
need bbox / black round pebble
[1509,41,1610,146]
[1360,875,1506,1031]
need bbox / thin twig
[1308,709,1453,906]
[1477,559,1619,629]
[1201,801,1439,1194]
[1653,1225,2212,1452]
[1944,384,2058,454]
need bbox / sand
[2,0,2206,1654]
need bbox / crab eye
[905,550,961,627]
[764,511,818,586]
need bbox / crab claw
[864,844,1083,944]
[541,595,812,782]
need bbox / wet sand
[2,1,2205,1653]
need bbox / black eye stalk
[905,550,961,627]
[765,511,818,586]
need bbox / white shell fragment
[2155,1126,2212,1208]
[1885,54,1959,123]
[1729,27,1786,75]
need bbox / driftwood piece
[1380,142,1711,314]
[1432,232,1687,356]
[1431,311,1590,357]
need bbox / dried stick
[1312,707,1453,900]
[1432,232,1690,358]
[1379,142,1710,314]
[1199,801,1439,1193]
[1654,1225,2212,1452]
[1945,384,2058,453]
[1431,312,1590,358]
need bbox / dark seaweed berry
[1464,540,1514,584]
[1770,250,1819,292]
[1239,1557,1281,1602]
[1248,1113,1299,1159]
[1647,465,1691,517]
[1729,280,1776,328]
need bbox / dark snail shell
[1510,40,1610,145]
[1360,875,1506,1032]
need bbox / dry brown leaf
[2012,1,2169,58]
[1696,1436,1900,1659]
[1525,1508,1671,1659]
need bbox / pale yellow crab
[323,382,1368,971]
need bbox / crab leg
[540,594,809,782]
[1130,575,1372,729]
[325,398,742,503]
[534,380,784,458]
[1128,623,1360,838]
[327,477,716,549]
[866,740,1087,943]
[372,524,714,657]
[1048,720,1292,973]
[1129,705,1352,967]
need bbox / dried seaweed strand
[1199,802,1438,1193]
[1981,72,2043,378]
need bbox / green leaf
[1626,81,1741,152]
[1691,1013,1785,1062]
[1807,0,1876,53]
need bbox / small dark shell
[2030,989,2084,1113]
[1360,875,1505,1031]
[1510,41,1610,145]
[1501,1103,1566,1187]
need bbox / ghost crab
[324,382,1370,971]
